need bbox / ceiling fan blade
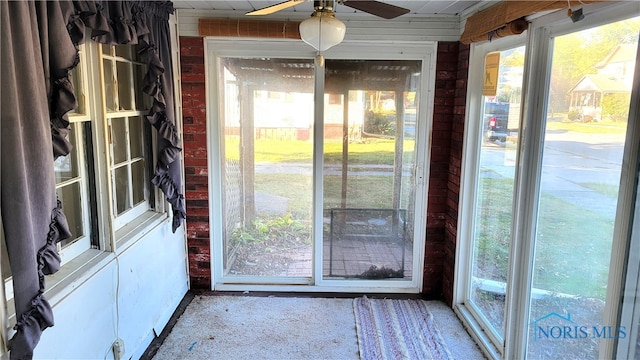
[246,0,306,16]
[340,0,410,19]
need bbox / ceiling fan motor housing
[299,4,346,52]
[313,0,334,12]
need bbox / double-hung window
[2,41,163,317]
[100,44,155,230]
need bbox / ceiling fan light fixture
[299,10,346,51]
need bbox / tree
[550,16,640,112]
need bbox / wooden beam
[461,0,608,44]
[199,18,302,39]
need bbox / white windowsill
[114,211,170,255]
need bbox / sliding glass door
[217,57,315,280]
[458,7,639,359]
[321,60,421,283]
[527,18,638,359]
[208,40,433,291]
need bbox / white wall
[34,222,188,360]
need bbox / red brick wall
[422,42,468,302]
[444,42,470,305]
[181,36,210,289]
[179,37,469,299]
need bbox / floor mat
[353,296,453,360]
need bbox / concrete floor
[142,293,485,360]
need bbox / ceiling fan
[247,1,410,53]
[246,0,410,20]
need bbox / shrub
[602,93,631,122]
[364,112,395,136]
[567,110,580,121]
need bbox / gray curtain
[0,1,183,358]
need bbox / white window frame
[453,32,528,360]
[51,44,95,265]
[614,39,640,360]
[99,44,157,231]
[455,3,640,359]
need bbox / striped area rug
[353,296,453,360]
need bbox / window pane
[115,45,131,59]
[56,182,84,246]
[133,63,149,110]
[114,165,131,215]
[103,59,116,111]
[70,60,85,115]
[219,58,314,278]
[1,229,11,279]
[54,129,79,183]
[527,18,637,359]
[129,116,143,159]
[102,44,112,56]
[470,46,525,339]
[116,61,133,111]
[111,117,128,165]
[131,160,146,206]
[322,59,421,282]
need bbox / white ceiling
[172,0,487,17]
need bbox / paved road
[481,130,626,218]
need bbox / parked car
[483,102,509,142]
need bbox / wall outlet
[112,338,125,360]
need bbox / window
[100,45,154,229]
[457,6,639,359]
[2,42,164,307]
[467,44,525,346]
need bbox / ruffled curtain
[0,1,184,358]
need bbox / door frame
[205,38,436,293]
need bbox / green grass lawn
[475,177,614,300]
[546,120,627,134]
[224,136,414,165]
[577,182,619,198]
[253,173,411,217]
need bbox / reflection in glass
[70,60,85,115]
[56,183,83,246]
[117,62,133,111]
[114,166,131,214]
[103,59,115,111]
[54,129,79,183]
[470,46,525,339]
[1,232,11,279]
[115,45,131,59]
[131,160,146,206]
[129,116,143,159]
[134,64,149,110]
[527,18,637,359]
[111,118,128,165]
[322,59,421,281]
